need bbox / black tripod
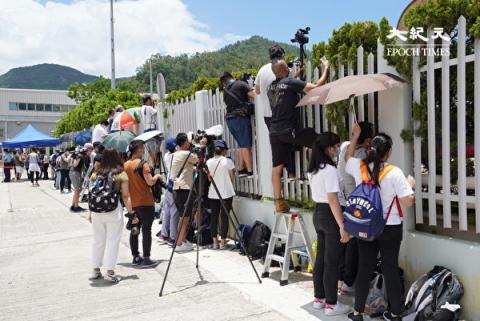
[159,148,262,296]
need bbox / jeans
[60,169,71,191]
[55,169,61,189]
[354,224,403,315]
[130,205,155,258]
[91,204,124,270]
[160,191,179,241]
[312,203,345,304]
[209,198,232,239]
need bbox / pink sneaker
[312,297,325,310]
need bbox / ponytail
[363,133,392,185]
[308,132,340,174]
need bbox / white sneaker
[175,242,194,253]
[324,302,351,316]
[312,298,325,310]
[339,282,355,295]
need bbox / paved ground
[0,178,378,321]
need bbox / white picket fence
[412,16,480,234]
[159,49,380,203]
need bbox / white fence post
[195,90,208,131]
[254,89,273,198]
[426,28,437,227]
[457,16,467,231]
[441,37,452,228]
[367,52,375,123]
[357,45,365,121]
[412,56,423,224]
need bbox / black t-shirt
[223,80,252,118]
[267,77,306,135]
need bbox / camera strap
[212,156,224,178]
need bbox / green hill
[0,63,97,90]
[135,36,302,92]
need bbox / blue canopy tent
[1,124,61,148]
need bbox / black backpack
[245,221,271,259]
[404,266,464,321]
[88,174,120,213]
[135,160,164,203]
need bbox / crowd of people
[1,46,417,321]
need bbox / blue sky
[2,0,412,76]
[35,0,410,47]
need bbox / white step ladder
[261,211,314,286]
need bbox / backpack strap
[379,164,395,182]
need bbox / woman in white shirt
[307,132,351,316]
[346,124,415,321]
[28,148,41,186]
[206,140,235,250]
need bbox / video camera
[291,27,310,46]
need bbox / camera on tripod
[188,125,224,160]
[291,27,310,46]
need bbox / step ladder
[261,211,314,286]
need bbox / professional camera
[287,58,301,69]
[239,72,255,84]
[189,125,224,160]
[291,27,310,46]
[71,148,87,159]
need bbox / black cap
[214,140,228,150]
[219,72,233,82]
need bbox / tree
[55,81,140,136]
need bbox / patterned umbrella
[110,107,141,131]
[102,131,136,153]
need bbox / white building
[0,88,77,141]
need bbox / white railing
[160,48,379,202]
[412,16,480,234]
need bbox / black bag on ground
[403,265,464,321]
[245,220,271,259]
[236,224,252,254]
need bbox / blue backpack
[343,162,402,241]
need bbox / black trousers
[339,238,358,287]
[130,205,155,258]
[3,162,12,182]
[29,171,40,183]
[312,203,345,304]
[60,169,71,191]
[354,224,403,315]
[209,198,232,239]
[42,164,49,179]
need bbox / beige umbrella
[297,73,407,122]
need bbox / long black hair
[363,133,393,185]
[308,132,340,174]
[99,148,124,176]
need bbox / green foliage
[165,69,257,104]
[135,36,298,93]
[68,77,111,104]
[55,83,140,136]
[0,63,96,90]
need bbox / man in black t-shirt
[221,72,256,177]
[267,59,329,213]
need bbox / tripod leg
[159,182,197,296]
[205,167,262,284]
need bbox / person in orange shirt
[124,140,163,268]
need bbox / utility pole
[110,0,116,90]
[149,57,153,95]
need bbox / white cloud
[0,0,244,77]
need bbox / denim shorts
[226,117,252,148]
